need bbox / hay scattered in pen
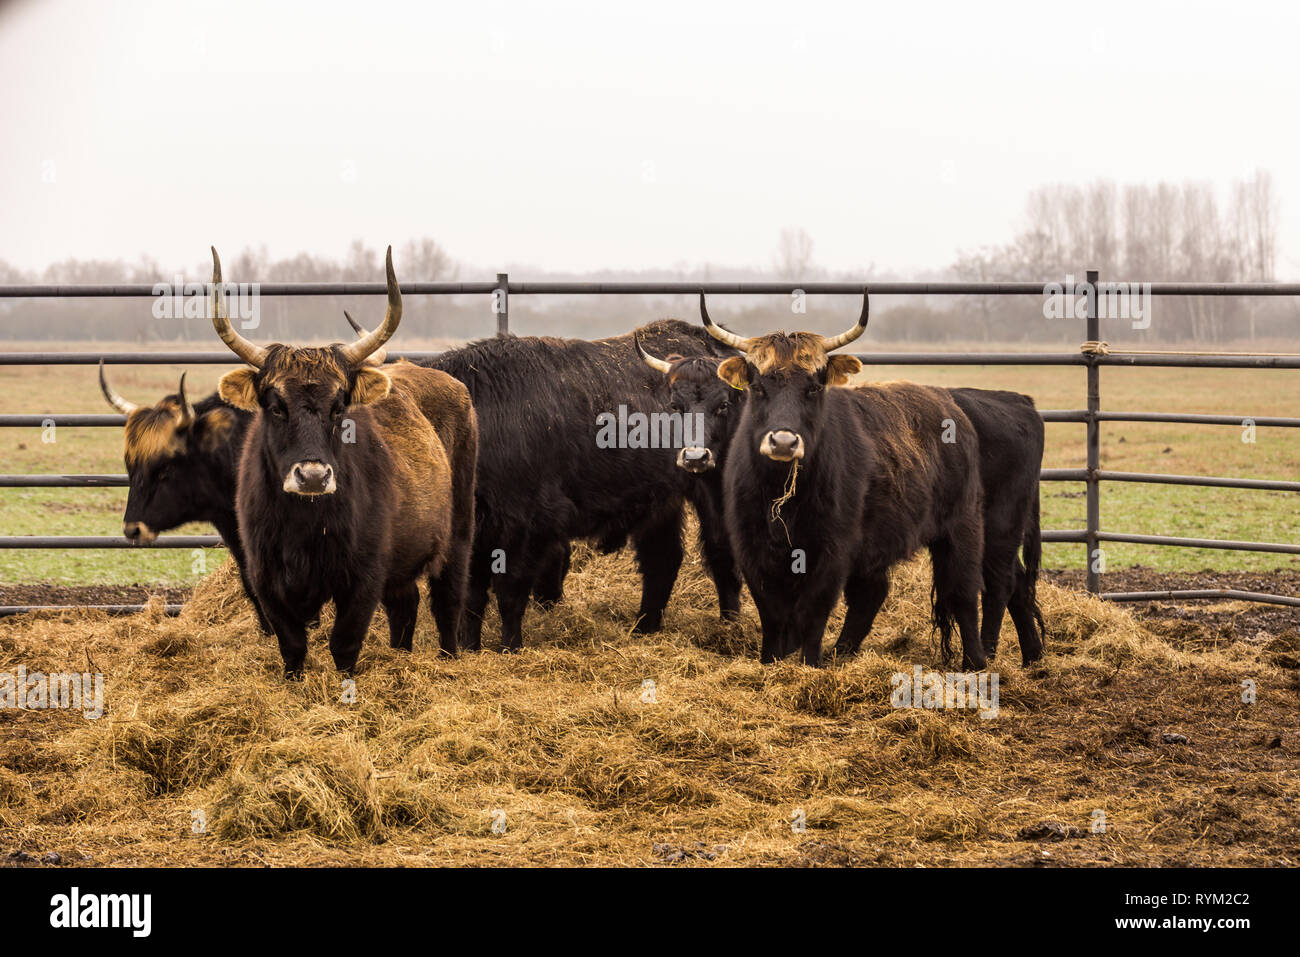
[1,532,1296,866]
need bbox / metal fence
[3,271,1300,615]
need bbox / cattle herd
[98,247,1047,678]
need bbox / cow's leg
[382,580,419,652]
[1007,558,1045,665]
[329,588,382,675]
[979,540,1018,661]
[260,594,310,678]
[833,569,890,658]
[788,578,843,668]
[427,544,469,658]
[696,505,742,621]
[532,539,571,608]
[486,530,538,653]
[746,579,791,663]
[459,541,493,652]
[493,570,534,653]
[216,521,271,635]
[631,509,684,634]
[930,533,986,672]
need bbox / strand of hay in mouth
[769,461,800,544]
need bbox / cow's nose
[123,521,156,544]
[677,446,715,472]
[762,430,804,462]
[286,462,335,495]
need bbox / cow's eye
[717,400,730,414]
[751,384,766,399]
[267,401,287,419]
[669,401,684,414]
[806,382,823,398]
[331,399,346,419]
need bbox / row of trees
[950,171,1284,343]
[0,173,1291,345]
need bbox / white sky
[2,0,1297,277]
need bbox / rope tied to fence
[1079,340,1300,358]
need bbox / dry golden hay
[1,536,1297,867]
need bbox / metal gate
[3,271,1299,614]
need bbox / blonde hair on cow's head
[701,290,869,389]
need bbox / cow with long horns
[98,362,267,631]
[96,317,442,638]
[700,292,992,669]
[638,301,1046,666]
[210,246,476,675]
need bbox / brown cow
[211,246,476,676]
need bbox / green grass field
[1,351,1298,586]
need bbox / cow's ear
[824,354,862,387]
[218,368,259,411]
[349,367,391,406]
[717,357,752,390]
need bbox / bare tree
[1232,170,1279,340]
[774,227,815,279]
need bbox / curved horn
[634,332,672,374]
[343,310,386,366]
[699,293,751,351]
[210,247,267,368]
[98,360,138,414]
[819,289,870,351]
[176,372,195,427]
[339,245,402,367]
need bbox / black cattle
[702,293,990,669]
[98,363,267,631]
[212,246,476,676]
[949,388,1045,664]
[638,316,1046,667]
[419,321,740,652]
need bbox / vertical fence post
[496,272,510,336]
[1084,268,1101,594]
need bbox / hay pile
[1,536,1297,866]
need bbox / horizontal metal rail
[1041,410,1300,426]
[6,279,1300,298]
[6,351,1300,370]
[1040,469,1300,492]
[0,474,129,487]
[1101,589,1300,608]
[0,414,127,427]
[6,409,1297,429]
[9,466,1298,493]
[0,536,221,548]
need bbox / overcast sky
[1,0,1296,277]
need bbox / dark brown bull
[702,293,990,668]
[211,246,476,676]
[640,300,1046,666]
